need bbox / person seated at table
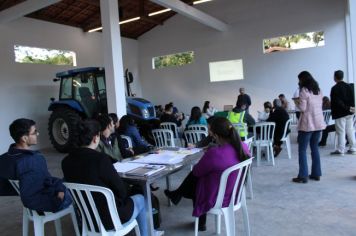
[227,101,255,140]
[257,101,272,122]
[202,101,218,118]
[96,114,122,162]
[164,117,251,231]
[62,120,150,236]
[108,113,136,159]
[186,106,208,128]
[187,116,217,149]
[0,118,72,212]
[160,103,184,127]
[279,94,290,110]
[267,99,290,156]
[117,115,151,153]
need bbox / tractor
[48,67,156,152]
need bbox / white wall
[138,0,348,117]
[0,17,141,151]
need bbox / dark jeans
[298,131,322,178]
[174,172,206,226]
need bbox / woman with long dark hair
[202,101,217,118]
[293,71,326,183]
[186,106,207,128]
[165,117,250,231]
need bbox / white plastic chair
[120,135,133,148]
[243,138,254,199]
[152,129,175,147]
[194,158,252,236]
[287,110,298,125]
[280,119,292,159]
[160,122,179,138]
[187,124,208,132]
[323,109,331,125]
[184,130,208,144]
[64,183,140,236]
[9,180,80,236]
[232,123,248,139]
[252,122,275,166]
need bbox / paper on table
[114,162,147,173]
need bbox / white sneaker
[154,230,164,236]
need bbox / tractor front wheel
[48,108,80,153]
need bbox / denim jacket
[0,145,66,212]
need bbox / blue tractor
[48,67,156,152]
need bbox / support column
[100,0,126,116]
[346,0,356,106]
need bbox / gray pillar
[100,0,127,116]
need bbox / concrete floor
[1,131,356,236]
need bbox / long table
[117,149,203,236]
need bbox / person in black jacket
[0,118,72,212]
[330,70,356,155]
[62,120,149,236]
[267,99,290,157]
[160,103,184,127]
[236,87,252,113]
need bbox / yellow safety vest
[227,111,247,138]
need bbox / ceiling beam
[150,0,228,31]
[0,0,61,24]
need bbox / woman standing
[293,71,326,183]
[165,117,250,230]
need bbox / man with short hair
[236,87,252,113]
[228,101,255,140]
[0,118,72,212]
[96,114,123,162]
[160,103,184,127]
[330,70,356,155]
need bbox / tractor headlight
[142,108,149,119]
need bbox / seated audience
[279,94,290,110]
[155,105,164,118]
[186,106,208,128]
[96,114,122,162]
[108,113,135,158]
[267,99,290,156]
[257,101,272,122]
[319,96,336,146]
[62,120,149,235]
[227,101,255,140]
[165,117,251,231]
[117,115,151,152]
[0,118,72,212]
[160,103,184,127]
[202,101,217,118]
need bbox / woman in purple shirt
[164,117,251,231]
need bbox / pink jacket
[297,88,326,132]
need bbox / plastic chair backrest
[281,119,292,140]
[323,109,331,125]
[213,158,252,210]
[287,110,298,125]
[243,137,254,153]
[120,135,133,148]
[232,123,248,137]
[152,129,175,147]
[9,179,38,218]
[253,122,275,142]
[64,183,124,234]
[184,130,208,144]
[187,124,208,132]
[160,122,179,138]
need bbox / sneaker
[292,177,308,183]
[154,230,164,236]
[330,150,344,156]
[346,150,356,155]
[309,175,320,181]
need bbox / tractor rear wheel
[48,107,80,153]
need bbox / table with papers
[114,148,203,236]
